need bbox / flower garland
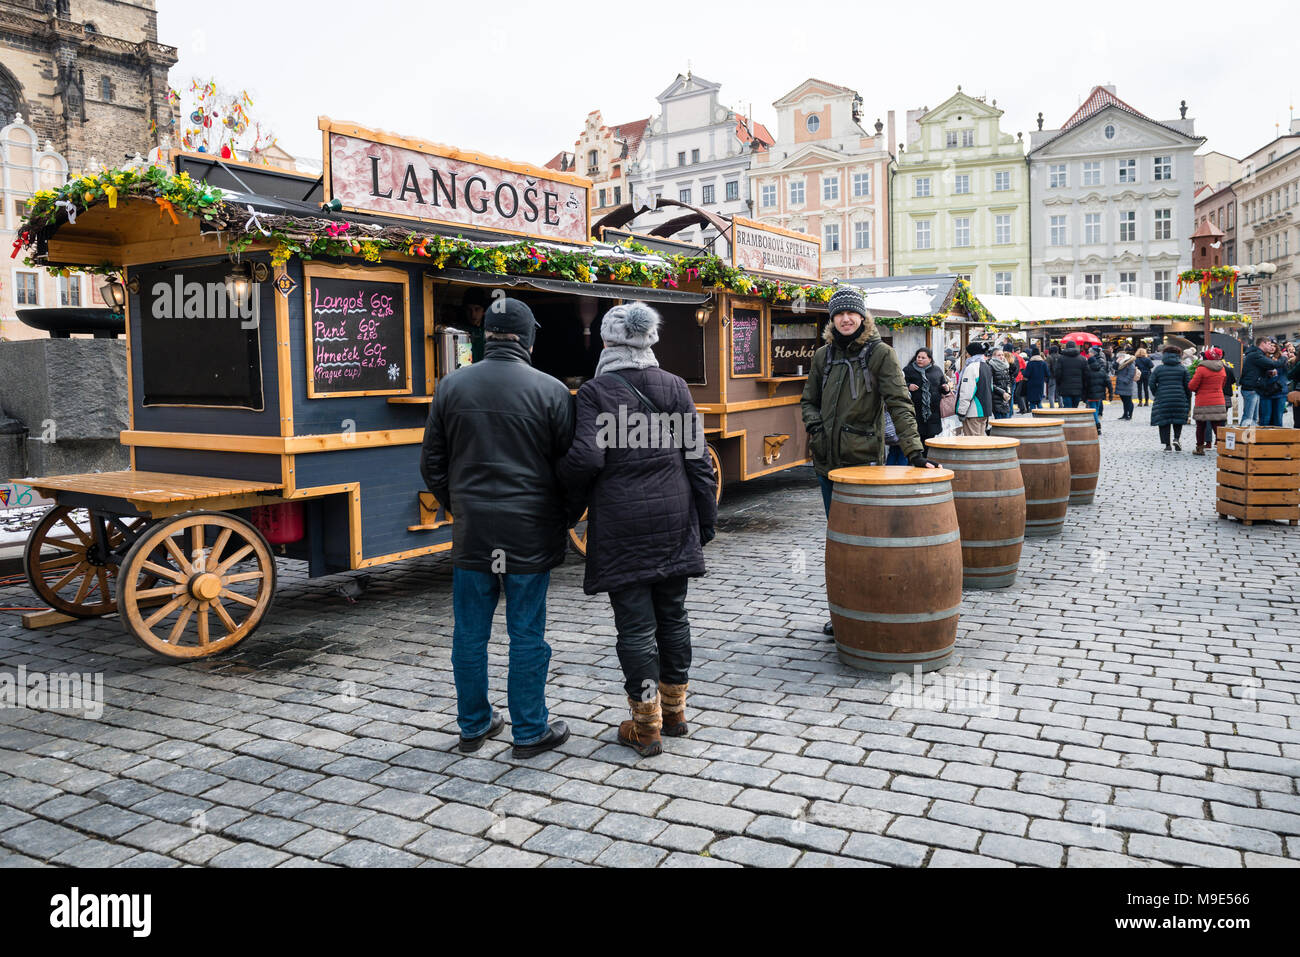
[15,165,842,305]
[1176,266,1239,299]
[952,278,995,324]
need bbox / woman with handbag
[903,347,951,442]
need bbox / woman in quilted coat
[557,302,718,758]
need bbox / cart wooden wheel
[23,506,154,618]
[116,511,277,660]
[708,443,724,505]
[568,510,589,557]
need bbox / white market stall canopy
[975,292,1247,332]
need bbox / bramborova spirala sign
[322,118,591,244]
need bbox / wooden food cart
[10,118,843,659]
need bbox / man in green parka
[800,286,936,636]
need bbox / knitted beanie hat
[966,341,986,355]
[827,287,868,321]
[600,301,660,348]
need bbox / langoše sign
[321,118,591,244]
[731,217,820,283]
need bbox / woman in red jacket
[1188,347,1228,455]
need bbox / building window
[1049,214,1067,247]
[1154,208,1171,240]
[824,223,840,252]
[854,221,871,249]
[598,188,607,208]
[677,151,686,166]
[852,172,871,197]
[962,129,974,148]
[58,275,81,306]
[994,214,1011,245]
[1049,164,1067,188]
[100,76,113,102]
[806,115,820,133]
[1049,276,1068,298]
[994,271,1012,295]
[1154,155,1172,181]
[823,176,839,201]
[1118,158,1136,183]
[946,131,958,148]
[1119,210,1136,242]
[725,180,739,202]
[1084,212,1101,245]
[16,271,39,305]
[613,186,621,204]
[953,174,970,195]
[679,188,691,204]
[761,184,777,208]
[1083,273,1101,299]
[954,216,971,247]
[691,148,700,164]
[1082,161,1101,186]
[915,220,932,250]
[915,176,931,198]
[701,184,714,205]
[789,180,805,204]
[993,170,1010,191]
[1104,124,1116,139]
[1119,271,1137,295]
[1153,269,1172,301]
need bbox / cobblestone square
[2,413,1298,868]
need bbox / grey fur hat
[600,301,661,348]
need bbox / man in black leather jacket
[421,296,575,759]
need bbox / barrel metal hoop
[1066,440,1100,446]
[833,483,952,497]
[961,535,1025,547]
[1026,496,1071,505]
[963,562,1022,575]
[826,528,961,548]
[928,449,1022,462]
[1018,456,1071,465]
[1071,472,1100,480]
[830,602,962,625]
[953,488,1026,499]
[833,492,954,507]
[934,460,1022,471]
[836,642,956,663]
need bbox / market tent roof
[975,292,1246,327]
[842,275,953,318]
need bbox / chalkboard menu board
[730,308,762,378]
[305,267,411,398]
[771,315,821,378]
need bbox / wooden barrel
[925,436,1026,589]
[825,466,962,673]
[988,418,1070,537]
[1032,407,1100,505]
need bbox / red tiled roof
[736,115,774,149]
[611,118,649,157]
[1060,85,1151,133]
[543,151,573,172]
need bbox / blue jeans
[451,567,552,745]
[885,445,908,466]
[819,474,833,517]
[1060,395,1081,408]
[1087,400,1103,428]
[1240,390,1260,426]
[1260,393,1286,427]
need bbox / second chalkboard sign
[730,308,762,378]
[305,265,412,398]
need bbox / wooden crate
[1215,429,1300,526]
[1217,485,1300,506]
[1216,470,1300,491]
[1217,499,1300,525]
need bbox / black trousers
[608,576,692,700]
[1137,378,1151,402]
[1158,423,1184,445]
[1120,395,1134,418]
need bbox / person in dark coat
[1134,348,1155,405]
[1085,346,1109,433]
[1149,343,1191,451]
[903,346,950,441]
[1023,347,1049,410]
[1239,338,1287,426]
[557,302,717,758]
[1055,341,1090,408]
[421,297,575,758]
[987,347,1014,418]
[1114,351,1137,420]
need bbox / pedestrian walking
[1085,345,1108,433]
[1023,346,1049,410]
[421,297,575,757]
[1188,348,1228,455]
[955,341,994,436]
[557,302,718,758]
[1046,344,1061,407]
[988,346,1014,419]
[904,346,951,442]
[1055,340,1090,409]
[1114,350,1137,420]
[1150,343,1192,451]
[802,287,934,638]
[1134,347,1154,406]
[1011,346,1029,414]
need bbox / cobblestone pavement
[1,408,1298,868]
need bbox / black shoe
[1172,441,1181,451]
[823,619,835,641]
[512,721,571,759]
[1164,444,1172,451]
[458,711,505,754]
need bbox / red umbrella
[1060,332,1102,347]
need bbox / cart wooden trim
[119,428,426,455]
[18,471,285,516]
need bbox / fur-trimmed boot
[618,695,663,757]
[660,681,689,737]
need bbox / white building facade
[1028,86,1203,302]
[627,73,772,255]
[748,78,892,281]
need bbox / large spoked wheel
[23,506,154,618]
[116,511,277,660]
[708,443,724,505]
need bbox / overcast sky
[158,0,1297,168]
